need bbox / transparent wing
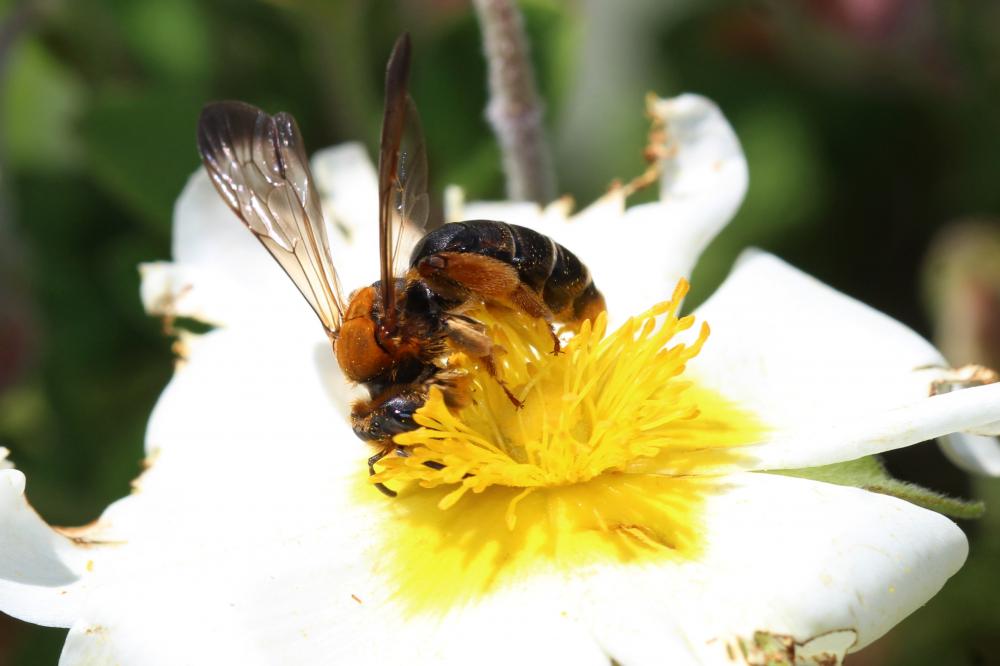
[197,101,345,336]
[378,34,438,332]
[389,94,430,266]
[393,96,437,273]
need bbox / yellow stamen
[365,279,765,611]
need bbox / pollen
[367,279,765,611]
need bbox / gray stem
[472,0,556,204]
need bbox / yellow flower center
[365,279,765,611]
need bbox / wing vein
[197,101,345,337]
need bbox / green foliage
[79,88,203,231]
[2,40,84,170]
[775,456,986,519]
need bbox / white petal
[688,251,1000,469]
[144,170,319,334]
[564,94,747,321]
[582,473,966,664]
[749,382,1000,470]
[59,619,251,666]
[4,311,965,664]
[17,469,963,665]
[84,319,608,664]
[938,432,1000,476]
[453,94,746,325]
[60,622,121,665]
[459,199,548,227]
[143,324,350,462]
[312,143,381,288]
[139,261,248,328]
[650,94,749,264]
[312,143,378,234]
[51,491,610,666]
[0,470,86,627]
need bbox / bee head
[335,286,395,383]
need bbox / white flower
[2,94,1000,666]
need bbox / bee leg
[482,355,524,409]
[548,325,562,355]
[441,313,523,408]
[368,446,398,498]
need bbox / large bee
[196,34,605,494]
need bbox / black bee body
[410,220,605,326]
[352,220,606,446]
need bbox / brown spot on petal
[728,629,857,666]
[604,93,674,201]
[351,594,363,604]
[930,363,999,396]
[172,337,191,363]
[738,631,795,665]
[145,279,194,336]
[54,521,125,547]
[130,448,162,494]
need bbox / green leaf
[119,0,210,81]
[773,456,985,520]
[1,40,86,171]
[78,87,203,233]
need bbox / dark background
[1,0,999,663]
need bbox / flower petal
[140,170,318,334]
[688,251,999,470]
[581,472,966,664]
[52,497,609,666]
[6,303,965,665]
[38,434,612,663]
[86,317,608,664]
[143,325,351,462]
[16,469,963,664]
[750,382,1000,471]
[312,143,381,287]
[455,94,747,324]
[0,470,86,627]
[566,94,747,321]
[938,432,1000,476]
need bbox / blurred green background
[1,0,999,663]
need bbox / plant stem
[472,0,556,203]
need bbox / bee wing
[197,101,346,337]
[392,95,432,276]
[378,34,439,333]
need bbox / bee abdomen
[410,220,605,327]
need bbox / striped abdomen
[409,220,605,328]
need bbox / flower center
[364,280,765,611]
[375,280,744,523]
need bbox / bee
[196,34,605,494]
